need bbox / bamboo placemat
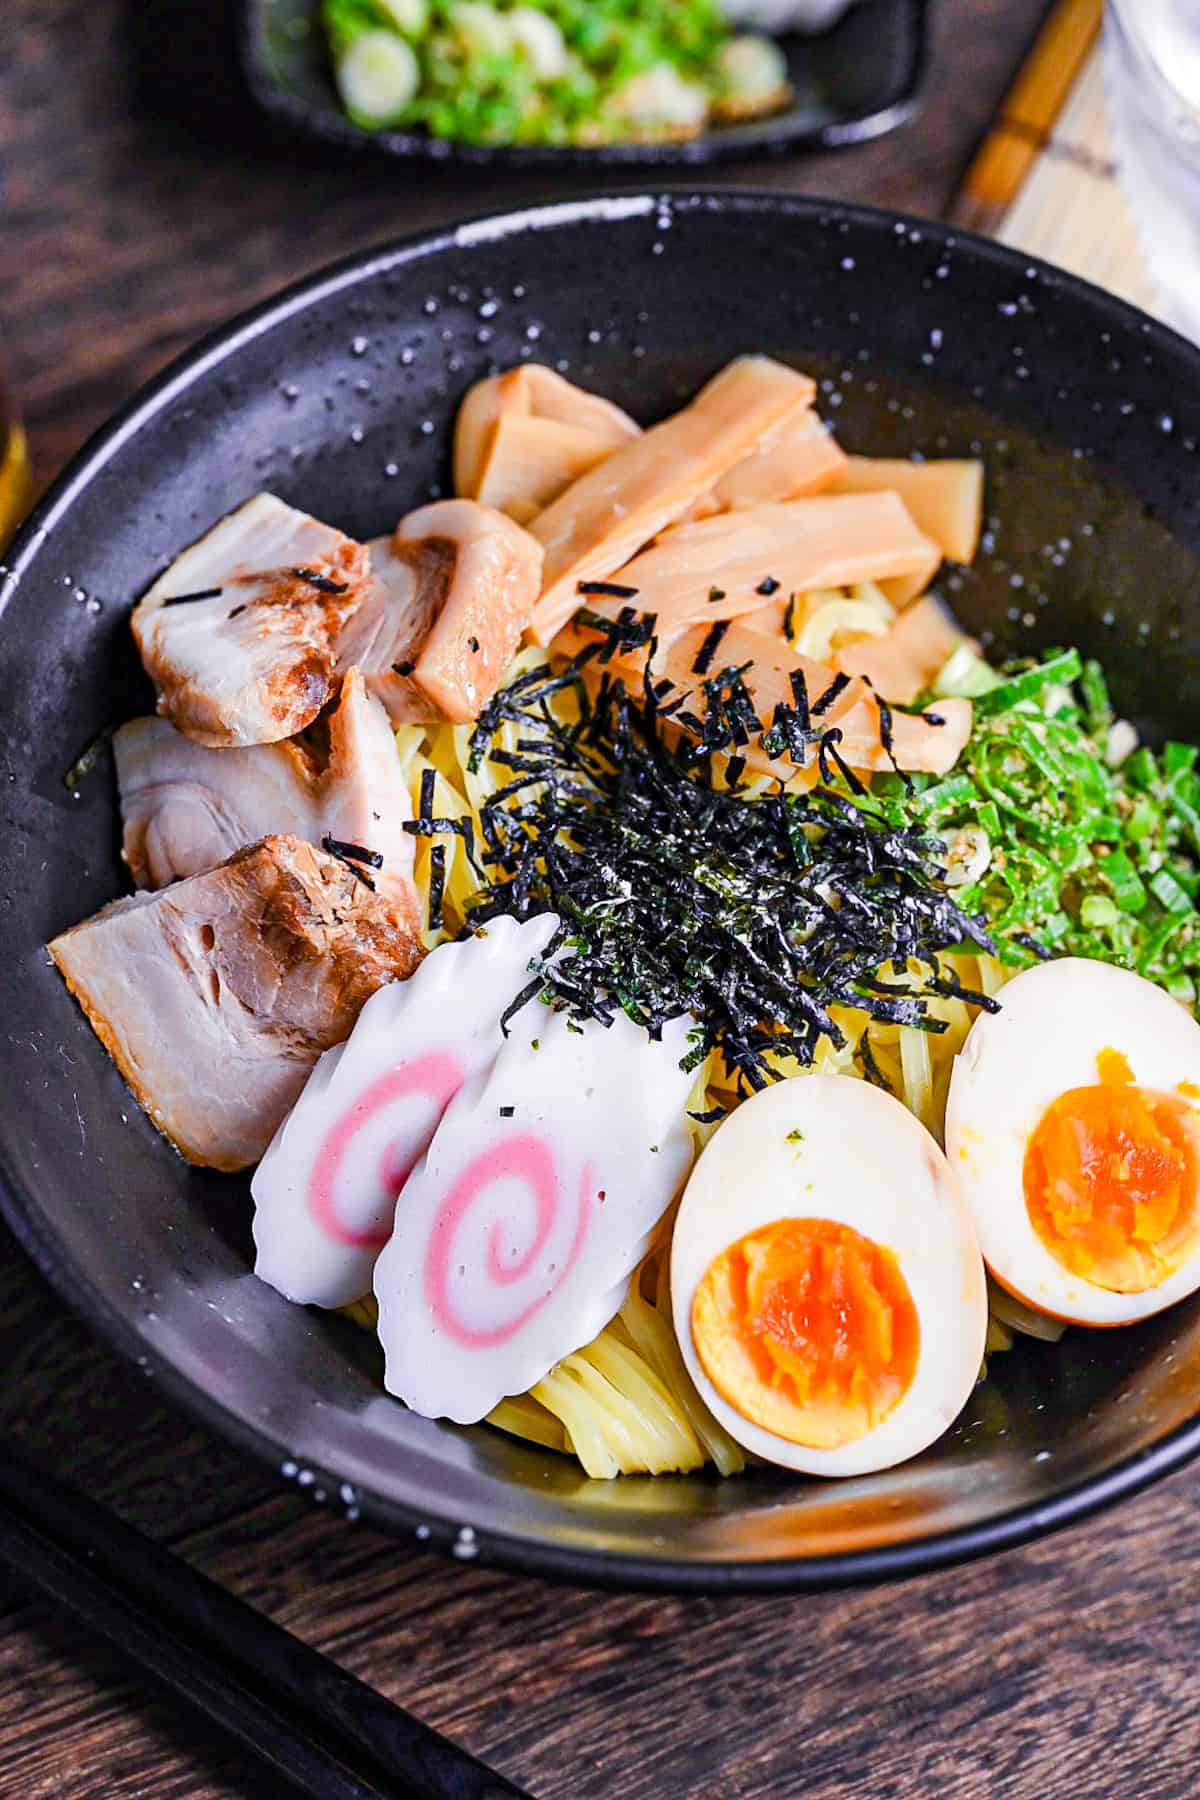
[953,0,1162,324]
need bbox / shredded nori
[321,834,377,890]
[462,641,993,1090]
[811,672,851,717]
[321,834,384,870]
[578,580,639,599]
[161,587,222,607]
[757,576,780,597]
[291,567,349,596]
[692,620,730,676]
[393,659,415,676]
[428,844,447,933]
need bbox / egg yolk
[1024,1053,1200,1292]
[691,1218,920,1449]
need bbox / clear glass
[1105,0,1200,343]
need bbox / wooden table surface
[4,3,1200,1796]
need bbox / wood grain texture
[3,1477,1200,1799]
[1,0,1051,488]
[9,3,1196,1798]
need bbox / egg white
[671,1074,988,1478]
[946,956,1200,1327]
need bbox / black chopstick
[0,1447,530,1800]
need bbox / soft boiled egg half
[671,1074,988,1477]
[947,956,1200,1327]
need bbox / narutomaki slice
[453,364,639,504]
[529,356,816,643]
[713,410,847,510]
[48,835,423,1172]
[115,669,419,920]
[373,1007,697,1424]
[251,912,559,1310]
[834,594,976,705]
[830,456,984,564]
[601,493,942,634]
[132,493,372,748]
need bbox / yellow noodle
[339,1260,735,1476]
[488,1394,569,1453]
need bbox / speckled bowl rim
[6,190,1200,1593]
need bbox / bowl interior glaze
[4,194,1200,1591]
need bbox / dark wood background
[4,4,1200,1796]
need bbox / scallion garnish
[893,648,1200,997]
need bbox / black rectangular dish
[238,0,929,166]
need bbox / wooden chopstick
[0,1447,530,1800]
[953,0,1103,234]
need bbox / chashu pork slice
[336,535,444,725]
[336,499,542,725]
[48,835,423,1172]
[132,494,373,749]
[115,668,420,923]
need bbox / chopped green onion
[1150,867,1192,913]
[1100,850,1147,913]
[336,29,419,124]
[932,645,1003,700]
[1126,794,1159,841]
[1080,894,1119,930]
[1123,745,1158,790]
[970,649,1084,718]
[1165,741,1198,778]
[1080,659,1112,732]
[378,0,428,34]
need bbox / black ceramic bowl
[5,193,1200,1593]
[240,0,928,166]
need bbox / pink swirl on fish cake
[423,1133,594,1349]
[309,1051,464,1249]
